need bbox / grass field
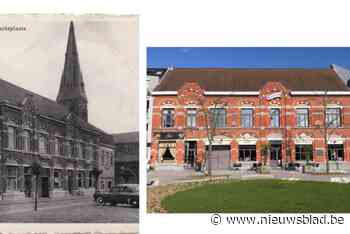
[161,180,350,213]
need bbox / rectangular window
[239,145,257,161]
[38,135,47,154]
[101,152,105,165]
[7,166,18,191]
[270,108,280,128]
[23,131,30,152]
[8,127,15,149]
[326,108,341,128]
[15,130,23,150]
[210,108,226,128]
[296,108,309,128]
[58,139,64,156]
[241,108,253,128]
[186,109,197,128]
[295,145,313,161]
[162,108,175,128]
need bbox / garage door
[209,145,231,170]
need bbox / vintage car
[93,184,139,207]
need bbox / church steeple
[57,21,88,121]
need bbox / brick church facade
[0,22,115,200]
[150,67,350,171]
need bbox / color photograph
[147,47,350,213]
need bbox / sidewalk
[0,194,92,206]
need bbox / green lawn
[161,180,350,213]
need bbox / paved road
[0,197,138,223]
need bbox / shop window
[162,147,175,161]
[239,145,256,161]
[241,108,253,128]
[295,145,313,161]
[162,108,175,128]
[54,170,62,189]
[296,108,309,128]
[328,144,344,161]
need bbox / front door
[209,145,231,170]
[68,174,73,195]
[270,144,282,167]
[41,177,49,198]
[185,141,197,167]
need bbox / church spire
[57,21,88,121]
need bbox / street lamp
[31,160,41,211]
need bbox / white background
[2,0,350,234]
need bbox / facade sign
[266,92,282,100]
[160,132,184,140]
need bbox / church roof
[57,21,87,102]
[0,77,112,144]
[154,67,350,92]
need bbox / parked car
[93,184,139,207]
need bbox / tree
[31,160,41,211]
[314,91,341,174]
[198,98,227,177]
[260,142,271,166]
[304,144,313,165]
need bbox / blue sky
[147,47,350,69]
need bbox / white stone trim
[268,106,282,109]
[294,105,310,109]
[152,91,178,95]
[184,105,200,109]
[326,104,343,109]
[239,106,256,109]
[203,135,232,145]
[204,91,259,96]
[208,105,228,109]
[291,91,350,95]
[160,105,176,109]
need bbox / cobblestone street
[0,196,139,223]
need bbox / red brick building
[150,66,350,170]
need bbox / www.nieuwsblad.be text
[211,214,345,225]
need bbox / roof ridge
[0,76,67,109]
[170,67,332,70]
[0,77,109,134]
